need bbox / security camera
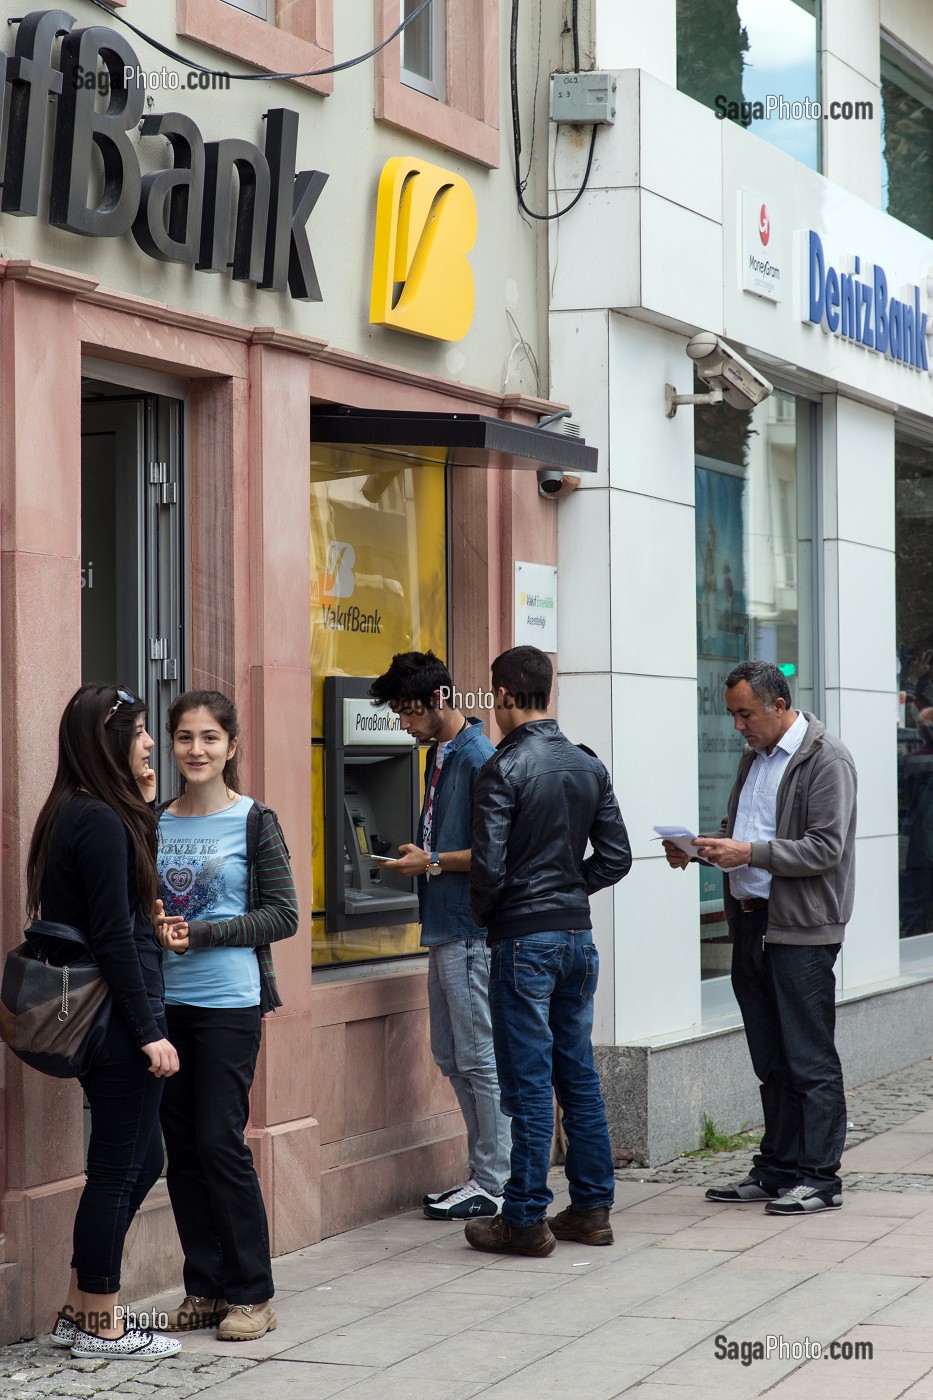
[686,332,772,408]
[537,469,581,500]
[665,332,772,417]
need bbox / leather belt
[737,897,768,913]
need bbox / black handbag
[0,920,112,1078]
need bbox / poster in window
[696,465,749,908]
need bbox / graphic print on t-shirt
[157,798,258,1009]
[159,843,228,921]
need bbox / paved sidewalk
[4,1056,933,1400]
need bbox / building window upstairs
[677,0,820,171]
[400,0,447,101]
[881,41,933,240]
[375,0,499,168]
[177,0,335,95]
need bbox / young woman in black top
[31,685,182,1359]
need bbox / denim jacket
[417,717,496,946]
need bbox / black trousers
[161,1003,273,1304]
[730,907,847,1193]
[73,1005,167,1294]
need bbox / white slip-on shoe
[70,1327,181,1359]
[49,1313,77,1348]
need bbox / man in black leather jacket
[465,647,631,1258]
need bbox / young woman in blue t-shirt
[154,690,298,1342]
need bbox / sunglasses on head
[104,687,138,725]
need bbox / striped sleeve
[185,810,299,950]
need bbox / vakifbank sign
[800,229,930,373]
[0,9,328,300]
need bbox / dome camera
[537,470,581,500]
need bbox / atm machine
[324,676,421,933]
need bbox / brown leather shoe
[217,1301,277,1341]
[547,1204,614,1245]
[163,1295,229,1331]
[464,1215,555,1257]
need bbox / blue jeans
[489,929,615,1226]
[731,908,847,1193]
[428,940,511,1195]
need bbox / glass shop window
[310,443,447,968]
[896,435,933,939]
[694,390,818,977]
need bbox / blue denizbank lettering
[859,280,873,347]
[874,264,889,354]
[802,229,929,372]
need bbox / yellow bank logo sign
[322,541,356,599]
[370,157,477,342]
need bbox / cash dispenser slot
[324,676,421,934]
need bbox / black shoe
[765,1184,842,1215]
[705,1175,783,1203]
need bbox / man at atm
[370,651,510,1220]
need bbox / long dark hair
[166,690,241,795]
[26,684,159,918]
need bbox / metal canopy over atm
[311,406,598,475]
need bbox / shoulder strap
[248,800,291,859]
[24,919,93,956]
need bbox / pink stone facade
[0,260,558,1342]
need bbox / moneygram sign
[741,190,782,302]
[800,229,930,373]
[0,10,328,299]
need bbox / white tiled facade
[552,0,933,1072]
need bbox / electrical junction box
[549,71,617,124]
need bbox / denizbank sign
[801,229,930,373]
[0,10,328,299]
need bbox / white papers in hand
[652,826,698,857]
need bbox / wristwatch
[426,853,443,877]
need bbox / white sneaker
[424,1179,503,1220]
[71,1327,181,1358]
[422,1177,471,1207]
